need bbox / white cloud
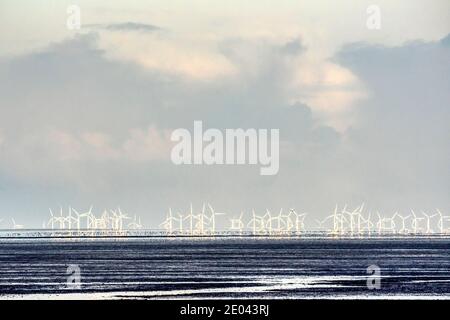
[288,59,367,131]
[97,31,237,80]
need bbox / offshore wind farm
[1,204,449,300]
[0,203,449,238]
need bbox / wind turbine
[436,209,450,234]
[247,210,265,235]
[66,207,80,230]
[59,207,65,229]
[111,209,126,233]
[77,206,94,229]
[117,208,130,231]
[279,209,296,234]
[281,209,294,233]
[264,209,282,235]
[193,203,208,235]
[422,211,437,234]
[343,204,364,236]
[393,212,411,235]
[376,211,396,234]
[376,212,384,234]
[271,208,288,234]
[334,204,346,235]
[97,210,110,229]
[263,210,274,235]
[206,203,225,234]
[339,204,348,235]
[288,209,307,234]
[159,208,180,234]
[321,214,336,235]
[48,207,67,229]
[48,209,56,229]
[411,210,424,234]
[65,207,72,230]
[355,203,365,235]
[360,211,374,236]
[182,203,197,235]
[322,204,347,236]
[230,211,245,234]
[109,209,119,230]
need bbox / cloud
[0,34,338,223]
[0,32,448,227]
[70,31,364,128]
[288,60,367,131]
[95,29,238,80]
[440,33,450,46]
[281,38,305,55]
[216,37,366,131]
[333,33,450,211]
[85,22,161,33]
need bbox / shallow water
[0,238,449,299]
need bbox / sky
[0,0,449,228]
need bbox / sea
[0,237,449,299]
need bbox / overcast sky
[0,1,449,228]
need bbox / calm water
[0,238,449,299]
